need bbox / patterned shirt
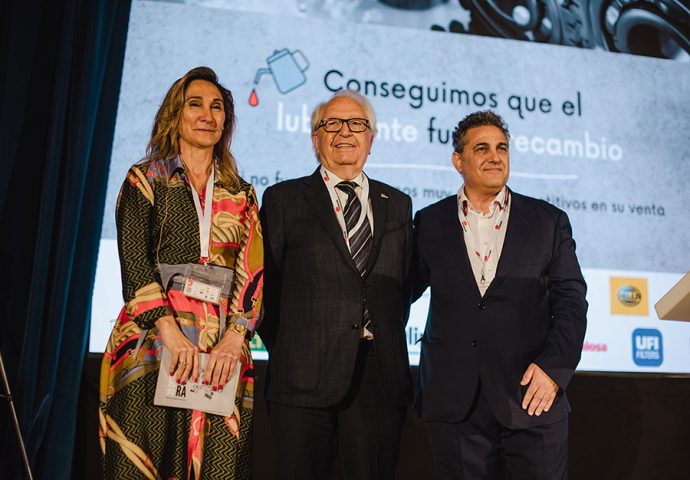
[115,155,263,331]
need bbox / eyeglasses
[317,118,370,133]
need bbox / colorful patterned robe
[99,156,263,480]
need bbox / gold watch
[229,319,248,336]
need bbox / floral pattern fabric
[99,156,263,479]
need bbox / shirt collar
[167,155,185,179]
[321,166,365,188]
[458,185,508,216]
[168,155,221,185]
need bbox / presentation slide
[90,0,690,374]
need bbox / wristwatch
[229,318,248,336]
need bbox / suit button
[478,302,486,310]
[471,340,478,347]
[352,324,359,330]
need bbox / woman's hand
[155,315,198,384]
[204,329,245,391]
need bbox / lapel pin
[381,193,389,199]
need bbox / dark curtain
[0,0,131,478]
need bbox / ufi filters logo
[610,277,648,316]
[632,328,663,367]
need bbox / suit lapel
[439,196,483,300]
[363,180,388,279]
[483,191,533,298]
[303,169,360,274]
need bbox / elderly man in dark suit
[413,110,587,480]
[258,90,413,480]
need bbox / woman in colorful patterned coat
[99,66,263,479]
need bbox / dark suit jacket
[413,191,587,429]
[258,168,413,408]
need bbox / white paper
[154,348,240,417]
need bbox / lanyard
[320,166,371,250]
[457,188,510,286]
[188,162,215,261]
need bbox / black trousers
[426,386,568,480]
[267,341,407,480]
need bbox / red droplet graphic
[248,89,259,107]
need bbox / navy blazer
[259,169,413,408]
[412,191,587,429]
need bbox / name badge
[183,278,221,304]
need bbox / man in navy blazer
[259,90,413,479]
[412,111,587,479]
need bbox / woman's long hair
[145,66,240,191]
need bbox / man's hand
[520,363,558,416]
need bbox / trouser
[267,341,407,480]
[426,387,568,480]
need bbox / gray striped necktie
[336,181,372,276]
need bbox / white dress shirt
[457,185,511,296]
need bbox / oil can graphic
[249,48,310,106]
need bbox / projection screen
[89,0,690,374]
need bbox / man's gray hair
[310,89,377,134]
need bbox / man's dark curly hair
[452,110,510,153]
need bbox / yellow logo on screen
[610,277,648,316]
